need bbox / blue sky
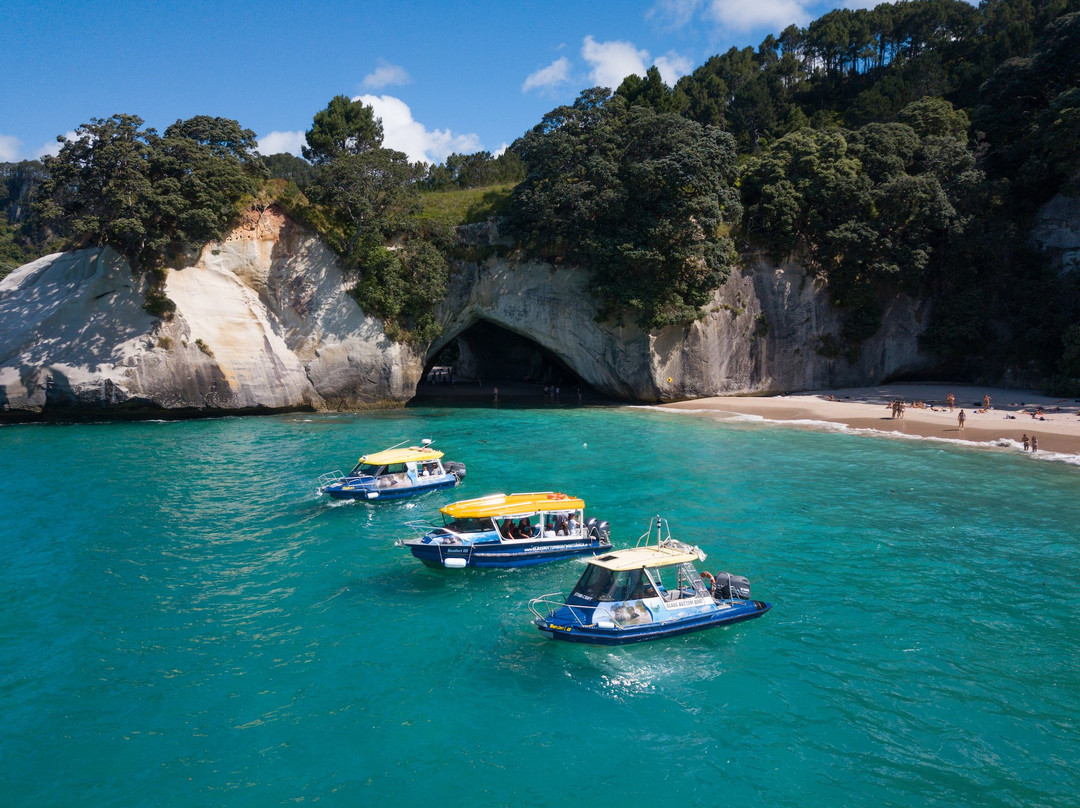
[2,0,884,165]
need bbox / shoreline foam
[657,383,1080,463]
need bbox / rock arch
[414,318,602,402]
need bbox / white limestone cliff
[0,208,419,416]
[1,208,934,418]
[436,242,930,401]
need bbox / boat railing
[318,470,345,488]
[634,515,707,560]
[528,595,606,628]
[635,514,672,548]
[401,520,466,543]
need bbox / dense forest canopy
[508,89,743,328]
[2,0,1080,384]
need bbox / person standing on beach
[947,392,955,412]
[1031,435,1038,452]
[1023,433,1030,451]
[958,409,966,430]
[984,394,991,410]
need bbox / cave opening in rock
[411,320,604,404]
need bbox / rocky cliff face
[439,224,931,401]
[0,209,421,417]
[0,210,933,419]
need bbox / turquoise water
[1,406,1078,807]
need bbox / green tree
[510,89,743,328]
[36,114,158,261]
[35,112,264,318]
[308,148,420,259]
[263,152,317,189]
[615,66,684,113]
[302,95,384,165]
[741,98,984,345]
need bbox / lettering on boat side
[665,597,711,610]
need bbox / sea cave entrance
[411,320,604,405]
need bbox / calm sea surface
[1,405,1078,807]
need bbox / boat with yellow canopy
[318,439,465,501]
[528,516,770,644]
[396,491,611,568]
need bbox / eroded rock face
[436,244,931,401]
[0,210,421,417]
[1031,192,1080,273]
[1,210,933,418]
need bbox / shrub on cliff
[508,88,743,329]
[739,98,986,345]
[34,114,267,314]
[296,96,449,345]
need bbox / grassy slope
[417,184,516,228]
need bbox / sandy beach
[661,383,1080,459]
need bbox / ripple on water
[1,408,1078,807]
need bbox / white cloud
[655,53,694,84]
[522,56,572,94]
[650,0,813,32]
[647,0,704,29]
[258,130,306,156]
[582,35,650,89]
[701,0,813,31]
[355,94,481,164]
[34,131,78,159]
[579,36,692,89]
[362,60,411,90]
[0,134,21,161]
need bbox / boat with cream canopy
[528,516,770,644]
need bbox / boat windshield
[570,566,657,602]
[441,516,494,533]
[349,462,384,477]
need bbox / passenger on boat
[500,519,515,538]
[553,513,569,535]
[567,514,579,533]
[515,518,536,539]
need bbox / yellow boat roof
[360,445,445,465]
[442,492,584,519]
[587,545,700,571]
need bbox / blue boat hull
[323,475,458,501]
[408,538,613,568]
[536,600,772,645]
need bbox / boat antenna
[384,439,412,451]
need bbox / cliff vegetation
[3,0,1079,389]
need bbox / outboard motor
[713,572,751,600]
[585,518,611,542]
[444,461,466,480]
